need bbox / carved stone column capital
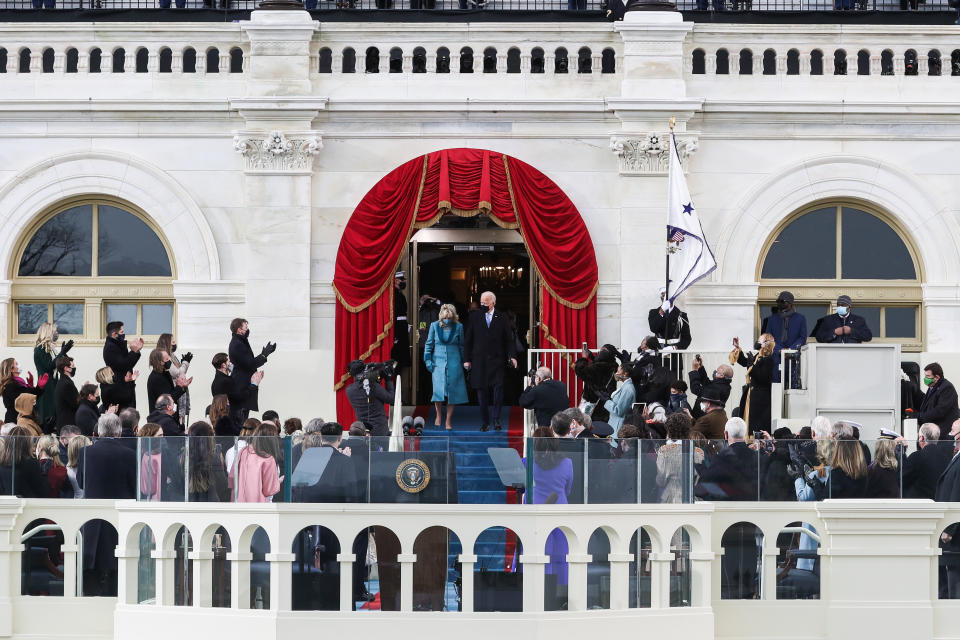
[609,132,698,176]
[233,130,322,174]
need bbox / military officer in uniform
[648,287,692,378]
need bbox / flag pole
[665,116,676,302]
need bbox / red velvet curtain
[334,149,598,423]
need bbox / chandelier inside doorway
[473,264,525,294]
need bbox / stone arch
[0,151,220,283]
[715,155,957,286]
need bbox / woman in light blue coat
[424,304,469,430]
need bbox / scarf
[779,308,795,346]
[436,322,458,345]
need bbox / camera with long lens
[362,359,398,384]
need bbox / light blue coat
[424,321,469,405]
[604,379,636,431]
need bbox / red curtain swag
[333,148,598,423]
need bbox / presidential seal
[396,458,430,494]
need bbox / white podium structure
[784,343,902,441]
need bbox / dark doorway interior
[414,242,532,406]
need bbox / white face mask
[226,363,234,375]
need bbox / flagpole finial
[669,117,676,132]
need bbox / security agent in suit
[918,363,960,440]
[934,419,960,597]
[463,291,517,431]
[815,295,873,344]
[519,366,570,428]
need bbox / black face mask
[171,344,177,353]
[163,360,172,370]
[480,304,490,313]
[397,281,406,291]
[754,342,763,351]
[777,301,788,312]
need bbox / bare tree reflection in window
[98,206,172,277]
[18,205,93,277]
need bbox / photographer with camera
[519,366,569,428]
[228,318,276,424]
[345,359,396,437]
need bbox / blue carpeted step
[458,490,507,504]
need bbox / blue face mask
[442,318,452,326]
[837,306,849,317]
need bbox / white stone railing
[2,498,960,639]
[685,25,960,78]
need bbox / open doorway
[407,224,536,407]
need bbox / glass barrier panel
[695,439,760,501]
[366,436,451,504]
[586,437,637,504]
[526,437,584,505]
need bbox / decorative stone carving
[233,130,322,173]
[610,133,698,176]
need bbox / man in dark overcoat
[228,318,275,423]
[463,291,517,431]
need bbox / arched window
[857,49,870,75]
[758,201,922,349]
[762,49,776,75]
[483,47,497,73]
[365,47,379,74]
[716,48,729,75]
[554,47,568,73]
[928,49,941,76]
[318,47,332,73]
[904,49,918,76]
[66,48,78,73]
[601,47,615,73]
[459,47,473,73]
[506,47,520,73]
[206,48,220,74]
[786,49,799,75]
[531,47,544,74]
[42,48,54,73]
[89,48,102,74]
[389,47,402,73]
[19,47,31,73]
[182,47,197,74]
[342,47,356,74]
[229,47,243,73]
[577,46,592,73]
[136,47,149,73]
[158,48,172,73]
[112,48,125,73]
[12,197,175,343]
[436,47,450,74]
[881,49,894,75]
[739,49,753,75]
[691,48,705,74]
[833,49,846,75]
[412,47,426,73]
[810,49,823,75]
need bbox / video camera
[360,359,398,384]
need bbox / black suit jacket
[102,336,141,388]
[55,374,79,430]
[903,441,953,500]
[936,450,960,547]
[519,379,570,427]
[77,437,137,499]
[648,306,692,349]
[918,378,960,438]
[464,308,516,389]
[815,312,873,344]
[229,333,267,410]
[293,445,360,503]
[211,369,257,411]
[147,370,185,414]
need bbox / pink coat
[228,446,281,503]
[140,453,162,501]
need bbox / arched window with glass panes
[11,197,175,344]
[758,201,922,351]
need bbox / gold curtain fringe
[334,317,394,391]
[501,155,597,311]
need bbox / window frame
[10,196,176,346]
[757,199,923,352]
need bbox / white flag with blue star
[666,131,716,303]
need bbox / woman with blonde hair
[423,303,468,430]
[729,333,776,435]
[828,438,868,498]
[65,435,92,499]
[156,334,193,425]
[866,437,900,498]
[35,434,66,497]
[34,322,73,429]
[96,366,137,411]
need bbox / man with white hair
[519,366,570,428]
[689,360,733,419]
[899,422,953,500]
[463,291,517,431]
[75,412,136,597]
[695,417,759,500]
